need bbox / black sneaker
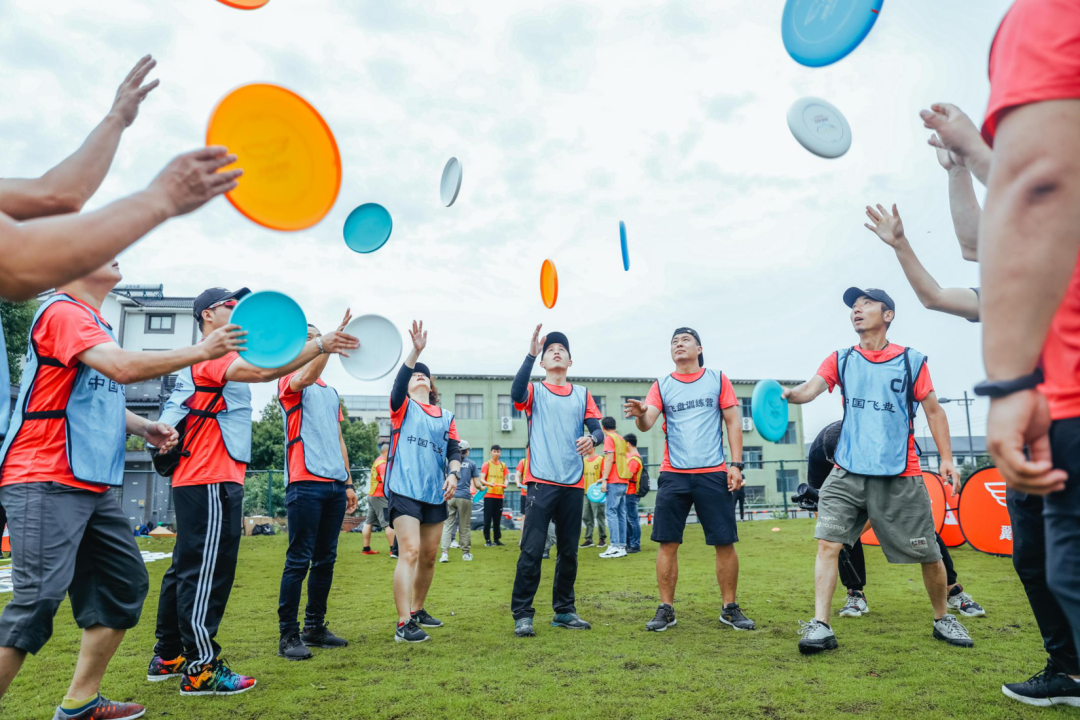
[542,550,550,559]
[394,619,430,643]
[485,541,494,547]
[494,541,505,546]
[646,604,677,632]
[627,547,642,554]
[580,539,594,548]
[1002,663,1080,707]
[514,617,536,637]
[411,608,443,628]
[551,612,591,630]
[720,603,756,631]
[302,622,348,648]
[278,632,312,661]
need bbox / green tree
[340,400,379,471]
[960,454,994,485]
[250,397,285,471]
[1,299,36,385]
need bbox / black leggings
[483,496,504,543]
[843,534,956,592]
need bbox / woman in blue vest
[385,321,461,643]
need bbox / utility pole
[938,394,976,467]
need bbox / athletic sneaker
[839,590,869,618]
[390,550,398,559]
[580,539,594,548]
[514,617,536,637]
[798,619,838,654]
[362,548,379,555]
[411,608,443,628]
[395,619,429,643]
[180,658,257,696]
[302,622,348,648]
[646,604,677,632]
[52,695,145,720]
[627,546,641,554]
[278,632,312,661]
[542,550,550,559]
[551,613,591,630]
[462,553,473,561]
[720,603,756,631]
[146,653,186,682]
[450,540,460,549]
[1002,662,1080,707]
[599,547,626,559]
[933,614,974,648]
[947,585,986,617]
[485,541,494,547]
[495,541,505,546]
[596,540,607,549]
[439,552,449,563]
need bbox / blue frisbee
[587,483,607,503]
[473,488,487,503]
[781,0,884,68]
[343,203,393,253]
[230,291,307,369]
[619,221,629,271]
[751,379,790,443]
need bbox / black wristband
[973,368,1044,398]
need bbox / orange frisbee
[216,0,270,9]
[206,83,340,231]
[540,259,558,309]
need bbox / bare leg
[715,544,739,606]
[362,522,373,548]
[922,560,948,619]
[66,626,125,700]
[392,517,421,624]
[657,542,680,606]
[0,646,28,699]
[814,540,843,622]
[386,526,396,550]
[411,523,444,612]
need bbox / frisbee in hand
[231,291,307,369]
[751,379,789,443]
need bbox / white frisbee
[440,157,462,207]
[339,314,403,381]
[787,97,852,159]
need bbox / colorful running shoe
[51,695,145,720]
[146,654,186,682]
[179,658,257,696]
[947,584,986,617]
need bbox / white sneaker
[613,547,628,558]
[599,547,619,558]
[439,552,449,563]
[450,540,460,549]
[462,553,473,562]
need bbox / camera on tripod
[790,482,819,512]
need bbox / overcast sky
[0,0,1014,443]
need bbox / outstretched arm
[288,310,352,393]
[226,327,357,385]
[78,324,245,385]
[782,375,828,405]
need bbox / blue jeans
[277,480,347,636]
[605,483,628,548]
[625,494,641,550]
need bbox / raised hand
[111,55,160,127]
[149,146,243,217]
[320,328,360,357]
[864,203,905,248]
[931,134,962,171]
[623,398,648,419]
[529,323,545,357]
[920,104,983,168]
[409,320,428,355]
[336,309,353,333]
[202,323,247,359]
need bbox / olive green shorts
[814,467,942,565]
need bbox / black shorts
[650,471,738,546]
[389,494,448,527]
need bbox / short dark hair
[624,433,638,447]
[601,417,616,430]
[491,445,502,452]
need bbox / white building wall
[119,309,197,352]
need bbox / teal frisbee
[230,291,307,369]
[343,203,393,253]
[586,483,607,503]
[751,379,790,443]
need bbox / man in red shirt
[781,288,970,655]
[624,328,752,634]
[275,319,358,661]
[147,289,357,696]
[0,258,244,719]
[597,418,632,558]
[363,444,393,555]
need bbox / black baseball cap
[672,327,704,367]
[543,331,571,359]
[843,287,895,313]
[414,362,431,379]
[193,287,250,319]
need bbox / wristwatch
[730,462,746,471]
[974,369,1044,398]
[315,335,326,354]
[449,470,460,479]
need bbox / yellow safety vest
[486,460,508,497]
[583,455,605,488]
[605,431,631,480]
[369,456,387,495]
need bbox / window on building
[593,395,606,416]
[497,394,523,419]
[744,486,765,502]
[743,446,763,470]
[501,448,527,478]
[777,422,797,445]
[621,397,643,416]
[776,468,800,493]
[638,447,650,471]
[740,397,752,420]
[454,394,484,420]
[145,314,174,334]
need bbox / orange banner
[958,467,1012,556]
[862,471,946,547]
[939,477,965,547]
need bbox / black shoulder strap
[902,348,916,435]
[178,385,225,454]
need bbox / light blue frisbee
[230,291,307,369]
[473,488,487,503]
[586,483,607,503]
[343,203,393,254]
[619,221,629,271]
[751,379,790,443]
[782,0,884,68]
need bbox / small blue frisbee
[782,0,884,68]
[619,221,629,271]
[751,379,790,443]
[587,483,607,503]
[473,488,487,503]
[231,291,307,369]
[343,203,393,253]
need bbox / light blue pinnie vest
[833,346,926,477]
[0,294,126,486]
[159,360,252,465]
[385,398,454,505]
[527,382,588,485]
[280,380,348,483]
[658,369,726,470]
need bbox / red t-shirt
[627,452,643,495]
[172,353,247,487]
[514,382,602,489]
[517,459,527,495]
[815,344,934,476]
[644,368,738,474]
[370,456,387,498]
[278,373,344,483]
[0,296,115,492]
[983,0,1080,420]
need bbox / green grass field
[0,519,1060,720]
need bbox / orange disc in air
[206,83,341,232]
[540,259,559,309]
[216,0,270,9]
[958,467,1013,556]
[939,478,965,548]
[861,471,946,547]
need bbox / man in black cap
[624,327,753,633]
[147,288,357,696]
[781,287,970,655]
[508,325,604,637]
